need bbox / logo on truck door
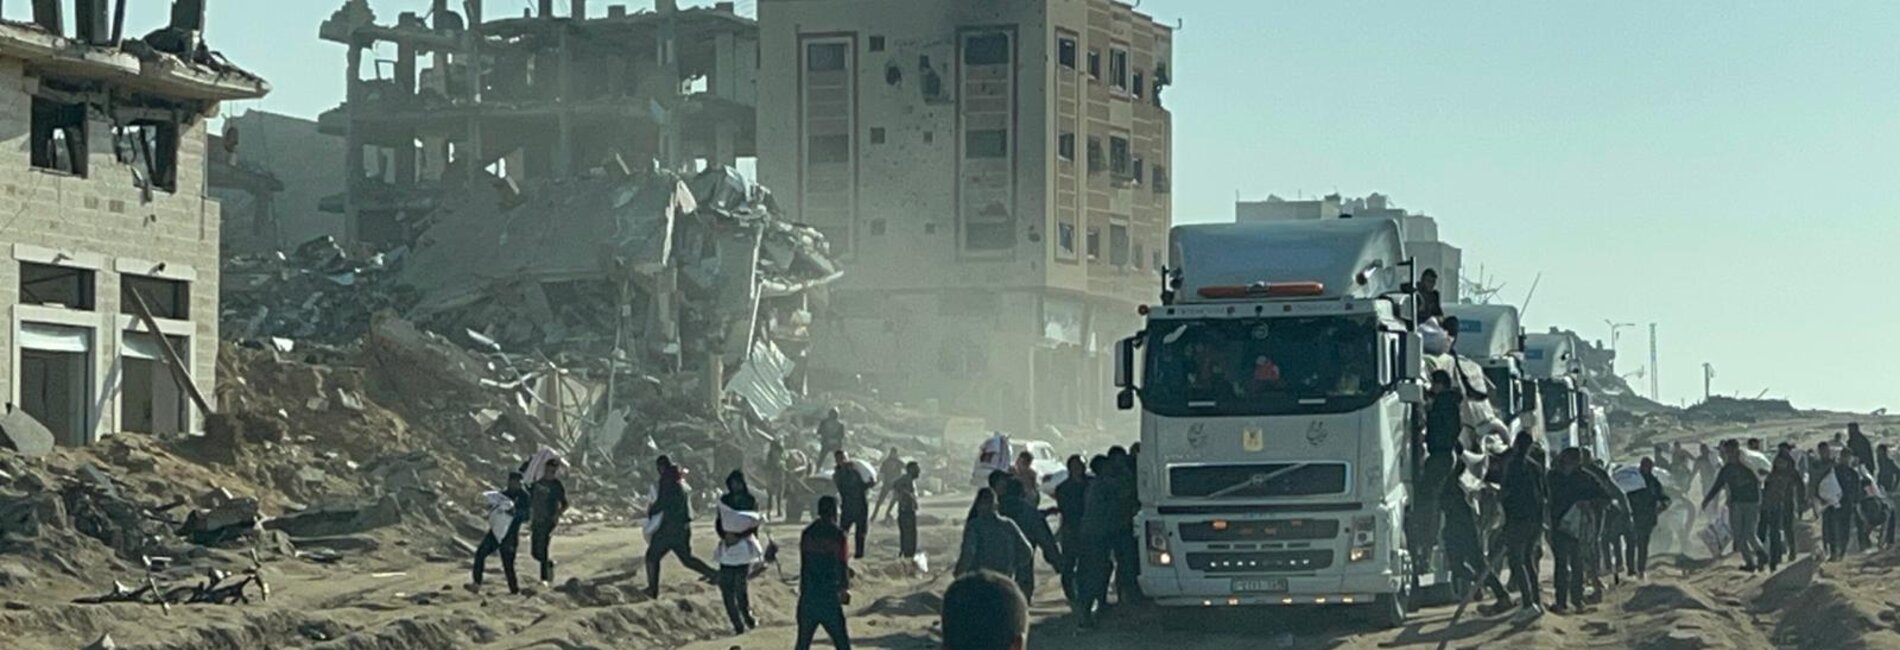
[1306,421,1329,447]
[1242,427,1266,452]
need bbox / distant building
[318,0,759,246]
[1237,193,1462,303]
[207,111,346,254]
[758,0,1175,433]
[0,3,269,444]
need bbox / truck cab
[1523,332,1604,458]
[1114,218,1435,626]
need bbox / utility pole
[1648,323,1660,401]
[1702,362,1715,402]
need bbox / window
[115,122,180,193]
[1086,227,1101,260]
[868,35,886,52]
[923,131,934,144]
[1153,165,1171,193]
[1133,71,1145,98]
[964,33,1010,66]
[807,43,848,71]
[1088,49,1101,79]
[1058,133,1076,161]
[1110,224,1130,267]
[1134,242,1146,270]
[19,263,94,310]
[966,222,1014,251]
[1058,37,1077,69]
[31,98,88,176]
[1132,157,1145,184]
[808,134,850,164]
[122,275,189,320]
[1058,222,1077,256]
[1109,136,1131,177]
[1086,137,1104,173]
[1109,48,1129,91]
[965,130,1008,159]
[870,127,886,145]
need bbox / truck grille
[1185,550,1334,574]
[1169,463,1348,499]
[1178,518,1339,542]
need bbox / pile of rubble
[221,236,413,345]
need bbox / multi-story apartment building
[758,0,1174,433]
[0,2,268,445]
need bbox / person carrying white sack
[715,470,766,635]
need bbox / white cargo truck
[1113,218,1441,626]
[1523,332,1607,459]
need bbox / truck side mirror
[1401,332,1423,380]
[1114,337,1137,389]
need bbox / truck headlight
[1147,521,1172,566]
[1348,515,1376,563]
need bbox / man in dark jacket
[1847,423,1876,482]
[1497,433,1547,619]
[1074,455,1122,626]
[471,471,531,594]
[1823,450,1865,560]
[873,448,907,522]
[1053,455,1091,602]
[1762,452,1805,571]
[1624,457,1671,579]
[796,496,852,650]
[833,450,875,559]
[990,471,1061,572]
[1578,448,1625,596]
[893,461,922,560]
[1105,446,1142,603]
[1441,453,1511,612]
[1549,447,1613,613]
[645,455,718,598]
[528,459,569,585]
[817,408,847,458]
[1702,440,1768,571]
[956,487,1036,599]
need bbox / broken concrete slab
[0,408,56,457]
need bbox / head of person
[1720,439,1741,463]
[1429,370,1453,395]
[655,454,673,473]
[1640,457,1655,475]
[1512,431,1534,453]
[507,470,524,491]
[826,407,841,421]
[1089,455,1111,477]
[987,470,1012,495]
[1556,447,1582,472]
[1107,446,1129,465]
[1773,452,1796,473]
[1778,442,1794,454]
[1129,442,1141,456]
[1015,451,1034,470]
[970,487,999,519]
[941,571,1030,650]
[1820,441,1834,460]
[905,461,921,478]
[726,469,749,495]
[1442,316,1461,341]
[1065,454,1086,477]
[816,495,839,523]
[544,458,564,479]
[1843,450,1859,468]
[1419,269,1438,292]
[1850,422,1862,436]
[834,449,849,466]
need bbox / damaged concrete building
[207,110,346,255]
[318,0,759,247]
[758,0,1174,434]
[0,0,268,446]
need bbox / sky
[21,1,1892,412]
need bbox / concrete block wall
[0,56,222,442]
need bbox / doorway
[121,332,189,434]
[18,323,93,446]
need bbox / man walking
[1702,440,1768,572]
[873,447,907,521]
[645,455,718,598]
[471,470,531,594]
[1549,448,1612,613]
[796,496,853,650]
[834,450,875,559]
[1052,455,1091,601]
[1624,457,1671,579]
[1497,433,1547,620]
[894,461,922,561]
[956,487,1036,599]
[818,408,847,458]
[1762,452,1805,571]
[528,458,569,585]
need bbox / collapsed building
[0,0,268,449]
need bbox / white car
[970,436,1065,489]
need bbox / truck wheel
[1374,592,1408,629]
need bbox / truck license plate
[1231,578,1288,593]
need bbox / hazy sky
[32,1,1893,412]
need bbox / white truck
[1113,218,1440,626]
[1522,332,1607,459]
[1442,304,1529,421]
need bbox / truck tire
[1374,592,1408,629]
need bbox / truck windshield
[1484,367,1517,415]
[1540,381,1575,429]
[1142,315,1381,417]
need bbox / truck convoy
[1113,218,1439,626]
[1523,332,1608,459]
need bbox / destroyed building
[207,110,347,255]
[0,1,268,448]
[318,0,759,247]
[758,0,1174,435]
